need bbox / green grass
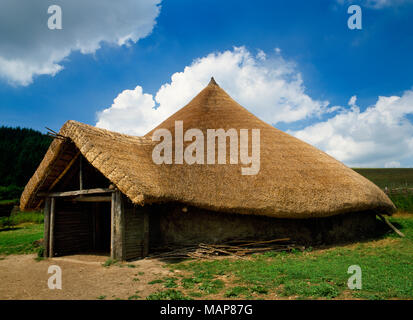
[147,271,227,298]
[164,277,179,288]
[0,223,43,255]
[0,211,43,228]
[388,193,413,213]
[148,279,164,284]
[225,286,250,298]
[102,258,118,267]
[164,216,413,300]
[146,289,192,300]
[354,168,413,213]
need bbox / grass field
[0,223,43,255]
[354,168,413,189]
[355,168,413,213]
[0,210,44,255]
[145,215,413,300]
[0,211,43,229]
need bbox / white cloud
[292,90,413,167]
[348,95,357,107]
[337,0,412,9]
[96,86,158,136]
[256,49,266,61]
[365,0,412,8]
[96,46,329,135]
[0,0,161,86]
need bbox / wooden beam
[378,214,405,238]
[79,156,83,190]
[47,151,80,192]
[69,196,112,202]
[38,188,113,198]
[34,141,74,208]
[49,197,56,258]
[43,198,51,258]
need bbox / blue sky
[1,0,413,167]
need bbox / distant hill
[353,168,413,189]
[0,126,52,200]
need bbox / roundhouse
[20,78,395,260]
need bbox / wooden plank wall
[53,200,92,256]
[124,199,149,260]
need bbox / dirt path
[0,254,176,300]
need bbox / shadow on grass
[0,227,22,232]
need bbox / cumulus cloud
[96,46,329,135]
[0,0,161,85]
[292,90,413,167]
[96,86,162,136]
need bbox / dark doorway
[53,200,111,256]
[90,202,111,253]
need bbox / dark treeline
[0,126,52,200]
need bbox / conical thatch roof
[20,78,395,218]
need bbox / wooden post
[378,214,405,238]
[142,210,149,258]
[111,191,125,260]
[79,156,83,190]
[110,192,115,259]
[43,198,51,258]
[49,197,56,258]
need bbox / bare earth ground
[0,254,175,300]
[0,252,363,300]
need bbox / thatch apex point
[208,77,218,86]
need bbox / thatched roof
[20,78,396,218]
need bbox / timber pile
[147,238,305,260]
